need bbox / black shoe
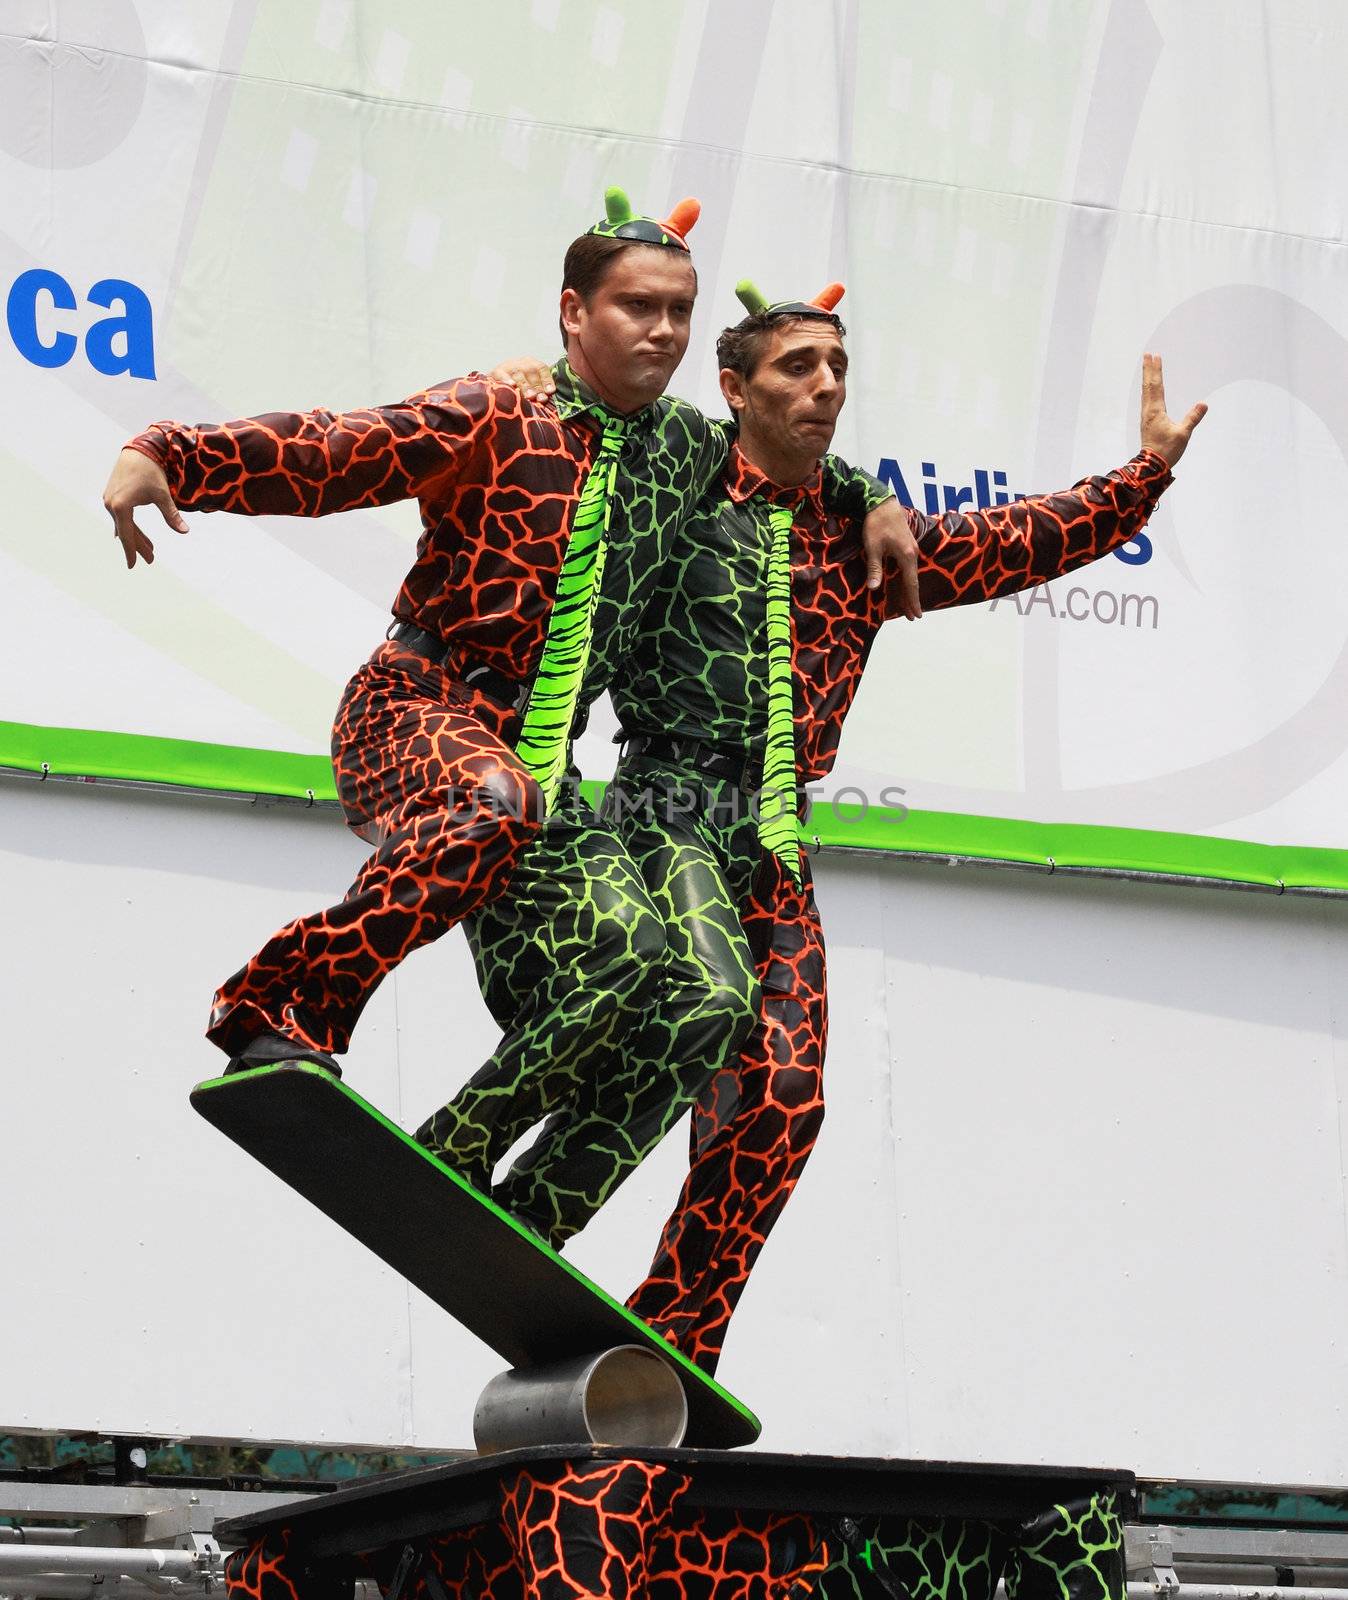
[500,1201,558,1251]
[509,1210,547,1246]
[416,1136,491,1193]
[225,1032,342,1078]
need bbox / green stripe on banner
[5,722,1348,891]
[804,801,1348,891]
[0,720,339,802]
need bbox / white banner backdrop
[3,0,1347,855]
[4,777,1347,1483]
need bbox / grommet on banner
[1046,855,1056,873]
[39,762,50,782]
[305,788,315,807]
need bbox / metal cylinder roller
[473,1345,688,1454]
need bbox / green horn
[604,187,633,224]
[735,279,769,316]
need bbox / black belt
[620,731,766,792]
[387,621,530,715]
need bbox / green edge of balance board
[194,1062,761,1442]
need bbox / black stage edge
[217,1447,1136,1559]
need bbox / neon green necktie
[515,412,630,814]
[759,502,802,886]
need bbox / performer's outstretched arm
[910,447,1171,613]
[878,352,1207,617]
[103,378,500,567]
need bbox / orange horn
[810,282,845,312]
[660,197,702,240]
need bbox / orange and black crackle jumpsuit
[600,444,1175,1376]
[126,361,740,1062]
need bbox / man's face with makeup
[561,246,697,414]
[721,320,849,475]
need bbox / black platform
[218,1447,1136,1559]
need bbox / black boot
[225,1032,342,1079]
[506,1207,555,1249]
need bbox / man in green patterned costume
[411,219,908,1214]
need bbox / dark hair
[558,236,698,341]
[716,311,847,379]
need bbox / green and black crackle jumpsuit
[408,393,891,1193]
[818,1488,1131,1600]
[444,438,1172,1376]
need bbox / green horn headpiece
[587,187,701,252]
[735,278,846,320]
